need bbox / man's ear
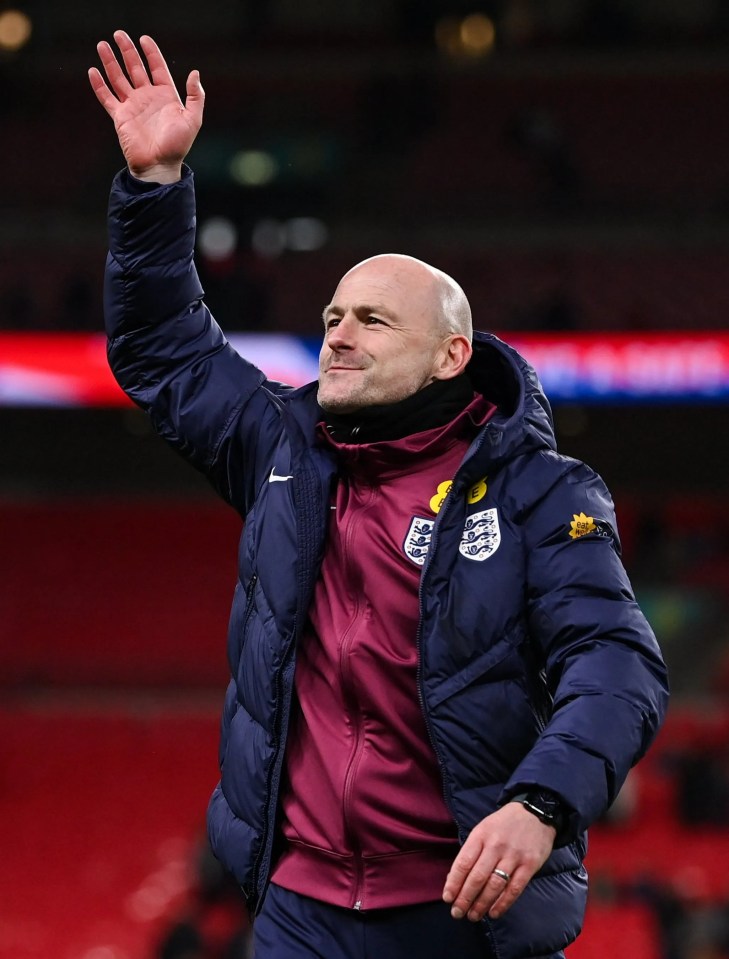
[432,334,473,381]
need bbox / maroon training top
[271,394,496,910]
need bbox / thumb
[184,69,205,121]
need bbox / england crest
[403,516,435,567]
[459,508,501,562]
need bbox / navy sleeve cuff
[118,163,193,195]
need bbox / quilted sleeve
[501,456,669,841]
[104,166,282,514]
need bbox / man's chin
[317,387,363,414]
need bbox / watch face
[525,791,562,825]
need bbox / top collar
[322,375,475,445]
[318,393,496,479]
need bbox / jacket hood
[465,331,556,465]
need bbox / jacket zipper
[415,428,501,956]
[341,641,367,909]
[415,427,491,835]
[251,458,332,910]
[339,484,377,910]
[415,480,463,834]
[250,617,297,908]
[238,570,269,901]
[236,573,259,901]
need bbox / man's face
[318,258,447,413]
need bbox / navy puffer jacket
[105,168,668,959]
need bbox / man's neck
[323,375,474,444]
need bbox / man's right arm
[104,165,274,513]
[91,32,279,512]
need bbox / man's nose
[326,314,358,350]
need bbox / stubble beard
[317,379,368,413]
[317,359,373,413]
[317,369,431,413]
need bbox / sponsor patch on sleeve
[569,511,613,541]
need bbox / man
[89,32,668,959]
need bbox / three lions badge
[458,508,501,562]
[403,507,501,567]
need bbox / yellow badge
[467,477,488,505]
[429,476,488,514]
[429,480,452,514]
[569,512,597,540]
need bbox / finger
[138,34,178,90]
[445,846,504,920]
[487,866,530,920]
[96,40,133,101]
[464,866,522,922]
[451,860,513,920]
[88,66,121,116]
[113,29,152,89]
[183,70,205,125]
[442,837,483,906]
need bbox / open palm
[89,31,204,181]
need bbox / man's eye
[326,318,340,329]
[366,316,384,325]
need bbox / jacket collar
[463,332,556,466]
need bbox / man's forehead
[323,298,396,318]
[327,269,399,304]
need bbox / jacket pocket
[426,637,516,709]
[242,574,258,634]
[232,573,258,678]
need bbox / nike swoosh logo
[269,467,294,483]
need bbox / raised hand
[89,31,204,183]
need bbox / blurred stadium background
[1,1,728,957]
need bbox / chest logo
[403,516,435,567]
[429,476,488,514]
[269,466,293,483]
[467,477,488,504]
[429,480,452,515]
[459,508,501,562]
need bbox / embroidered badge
[403,516,435,566]
[569,512,597,540]
[459,508,501,562]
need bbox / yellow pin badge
[467,477,488,505]
[569,512,597,540]
[429,480,452,514]
[429,477,488,514]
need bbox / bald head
[339,254,473,343]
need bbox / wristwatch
[510,789,566,836]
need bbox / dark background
[1,3,728,958]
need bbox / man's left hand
[442,802,556,922]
